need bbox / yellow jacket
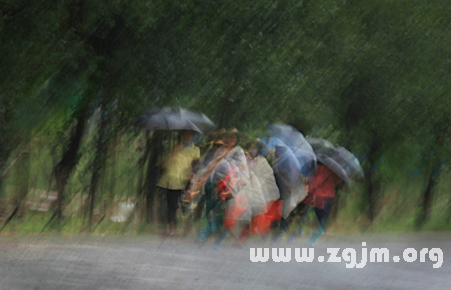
[157,144,200,190]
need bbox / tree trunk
[416,165,440,229]
[0,172,6,221]
[366,167,375,222]
[54,113,86,221]
[0,100,20,221]
[146,131,162,223]
[88,105,109,228]
[106,139,118,218]
[16,147,30,219]
[420,174,435,226]
[365,142,379,223]
[135,132,151,222]
[1,147,30,230]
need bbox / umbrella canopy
[264,137,303,176]
[307,137,364,183]
[334,147,364,181]
[133,107,215,134]
[260,137,307,218]
[268,124,316,176]
[315,153,349,184]
[307,138,336,155]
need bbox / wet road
[0,232,450,290]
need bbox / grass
[2,135,451,236]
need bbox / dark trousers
[291,199,334,236]
[198,183,225,242]
[280,217,290,232]
[314,198,334,232]
[160,188,182,225]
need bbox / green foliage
[2,0,451,232]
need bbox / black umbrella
[307,138,336,155]
[315,153,350,184]
[334,147,364,181]
[307,137,364,183]
[133,107,215,134]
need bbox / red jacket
[303,165,342,209]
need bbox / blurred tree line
[1,0,450,232]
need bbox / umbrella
[179,108,215,133]
[263,137,303,175]
[307,137,364,183]
[315,153,349,184]
[334,147,364,181]
[260,137,307,218]
[268,124,316,176]
[133,107,215,134]
[307,138,336,155]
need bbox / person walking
[157,131,200,236]
[302,162,343,246]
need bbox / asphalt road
[0,232,450,290]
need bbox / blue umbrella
[268,124,317,176]
[260,137,307,217]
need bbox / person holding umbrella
[262,138,307,242]
[210,129,250,248]
[294,138,362,246]
[133,107,215,236]
[264,124,315,242]
[301,161,344,246]
[181,129,226,236]
[157,130,200,236]
[188,129,250,248]
[189,137,234,246]
[235,139,281,246]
